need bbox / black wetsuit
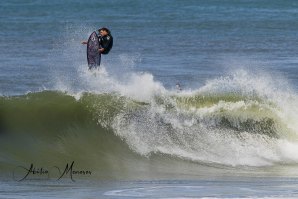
[99,34,113,54]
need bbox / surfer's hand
[99,48,104,53]
[81,41,87,45]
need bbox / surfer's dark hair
[98,27,111,35]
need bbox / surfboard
[87,31,101,68]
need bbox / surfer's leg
[97,52,101,67]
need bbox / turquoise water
[1,0,298,198]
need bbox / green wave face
[0,90,298,179]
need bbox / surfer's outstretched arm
[81,41,87,45]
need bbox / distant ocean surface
[1,0,298,198]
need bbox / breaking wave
[1,69,298,179]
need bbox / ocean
[1,0,298,198]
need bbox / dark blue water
[1,0,298,95]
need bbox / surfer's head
[98,27,111,36]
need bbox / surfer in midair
[82,27,113,69]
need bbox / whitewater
[1,66,298,178]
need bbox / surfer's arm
[81,41,87,45]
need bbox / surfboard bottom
[88,53,101,69]
[87,31,101,69]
